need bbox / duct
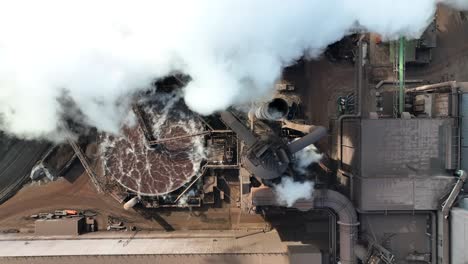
[251,187,359,264]
[441,170,467,264]
[282,120,317,134]
[287,126,327,154]
[405,81,459,93]
[255,98,289,121]
[123,196,139,210]
[374,79,423,89]
[220,111,257,147]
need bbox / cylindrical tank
[255,98,289,120]
[123,196,139,210]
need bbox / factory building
[1,6,468,264]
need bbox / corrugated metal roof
[35,217,84,236]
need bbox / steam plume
[0,0,464,139]
[273,142,322,207]
[275,177,314,207]
[294,144,323,174]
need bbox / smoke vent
[255,98,289,120]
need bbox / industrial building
[0,4,468,264]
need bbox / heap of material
[99,92,205,196]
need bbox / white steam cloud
[294,144,323,174]
[274,143,322,207]
[275,177,314,207]
[0,0,465,139]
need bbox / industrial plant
[1,2,468,264]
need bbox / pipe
[282,120,316,134]
[251,188,359,263]
[441,170,467,264]
[442,170,467,215]
[255,98,289,121]
[374,79,423,90]
[338,35,364,197]
[123,196,139,210]
[405,81,458,93]
[287,126,327,154]
[398,37,405,114]
[430,211,437,264]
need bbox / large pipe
[287,126,327,154]
[441,170,467,264]
[251,187,359,264]
[255,98,289,121]
[374,79,423,90]
[123,196,140,210]
[220,111,257,147]
[405,81,458,93]
[282,120,316,134]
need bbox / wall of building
[461,93,468,191]
[342,118,457,210]
[450,207,468,263]
[35,217,84,236]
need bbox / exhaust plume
[0,0,464,139]
[294,144,323,174]
[274,142,322,207]
[275,177,314,207]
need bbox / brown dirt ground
[0,163,266,233]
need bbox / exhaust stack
[255,98,289,121]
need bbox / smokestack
[255,98,289,121]
[287,126,327,154]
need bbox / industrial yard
[1,2,468,264]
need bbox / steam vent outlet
[255,98,289,120]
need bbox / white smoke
[274,177,314,207]
[273,143,322,207]
[0,0,465,139]
[294,144,323,174]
